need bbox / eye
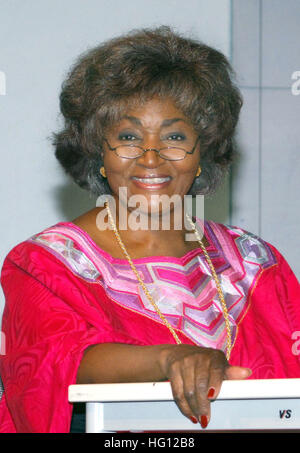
[165,133,186,141]
[118,132,140,142]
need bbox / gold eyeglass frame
[103,137,200,161]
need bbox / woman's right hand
[158,344,252,428]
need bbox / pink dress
[0,219,299,432]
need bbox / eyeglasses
[103,137,200,161]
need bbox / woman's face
[102,97,200,215]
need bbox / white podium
[68,379,300,433]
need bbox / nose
[137,148,162,168]
[137,137,163,167]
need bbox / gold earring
[196,166,201,177]
[100,166,106,178]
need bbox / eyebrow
[121,115,189,127]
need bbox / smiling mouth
[132,176,172,184]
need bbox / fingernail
[200,415,208,429]
[207,387,215,399]
[190,416,198,424]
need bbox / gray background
[0,0,299,331]
[231,0,300,275]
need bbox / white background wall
[1,0,299,331]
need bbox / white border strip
[69,379,300,403]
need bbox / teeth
[133,177,171,184]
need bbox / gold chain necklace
[105,201,232,360]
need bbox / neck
[118,194,187,225]
[105,196,201,247]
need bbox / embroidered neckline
[54,220,217,265]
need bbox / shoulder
[203,220,300,302]
[203,220,278,270]
[1,221,102,286]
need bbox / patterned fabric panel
[29,221,277,353]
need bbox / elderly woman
[0,27,299,433]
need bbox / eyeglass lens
[114,146,187,160]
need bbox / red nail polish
[200,415,208,429]
[207,387,215,399]
[190,416,198,424]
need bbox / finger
[206,349,228,401]
[194,357,211,427]
[206,366,226,401]
[181,359,199,418]
[193,350,228,427]
[225,365,252,380]
[169,363,197,424]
